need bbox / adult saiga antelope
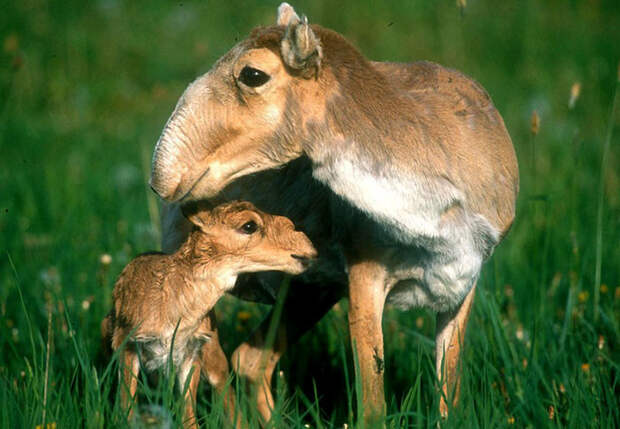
[150,3,518,423]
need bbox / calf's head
[184,201,317,275]
[151,3,328,202]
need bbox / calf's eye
[240,220,258,234]
[238,66,271,87]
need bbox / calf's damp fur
[101,201,316,428]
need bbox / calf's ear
[181,201,214,230]
[280,14,322,78]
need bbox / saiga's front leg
[435,284,476,417]
[347,260,389,425]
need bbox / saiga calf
[101,201,316,428]
[149,3,519,424]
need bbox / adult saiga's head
[150,3,333,202]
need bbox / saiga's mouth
[179,167,210,202]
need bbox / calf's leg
[231,281,345,423]
[177,359,200,429]
[120,348,140,422]
[198,311,240,427]
[179,359,201,429]
[435,284,476,417]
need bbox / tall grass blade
[41,307,53,429]
[593,68,620,322]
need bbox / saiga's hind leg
[435,284,476,417]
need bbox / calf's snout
[289,231,318,260]
[291,253,317,269]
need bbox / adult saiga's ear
[276,2,301,26]
[279,7,322,78]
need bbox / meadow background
[1,0,619,427]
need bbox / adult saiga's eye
[240,220,258,234]
[238,66,271,87]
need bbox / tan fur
[436,284,477,418]
[151,26,517,235]
[102,201,316,428]
[150,3,519,424]
[347,259,390,422]
[276,2,300,27]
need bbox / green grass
[1,0,619,427]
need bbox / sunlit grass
[1,1,619,427]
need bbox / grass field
[1,0,619,427]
